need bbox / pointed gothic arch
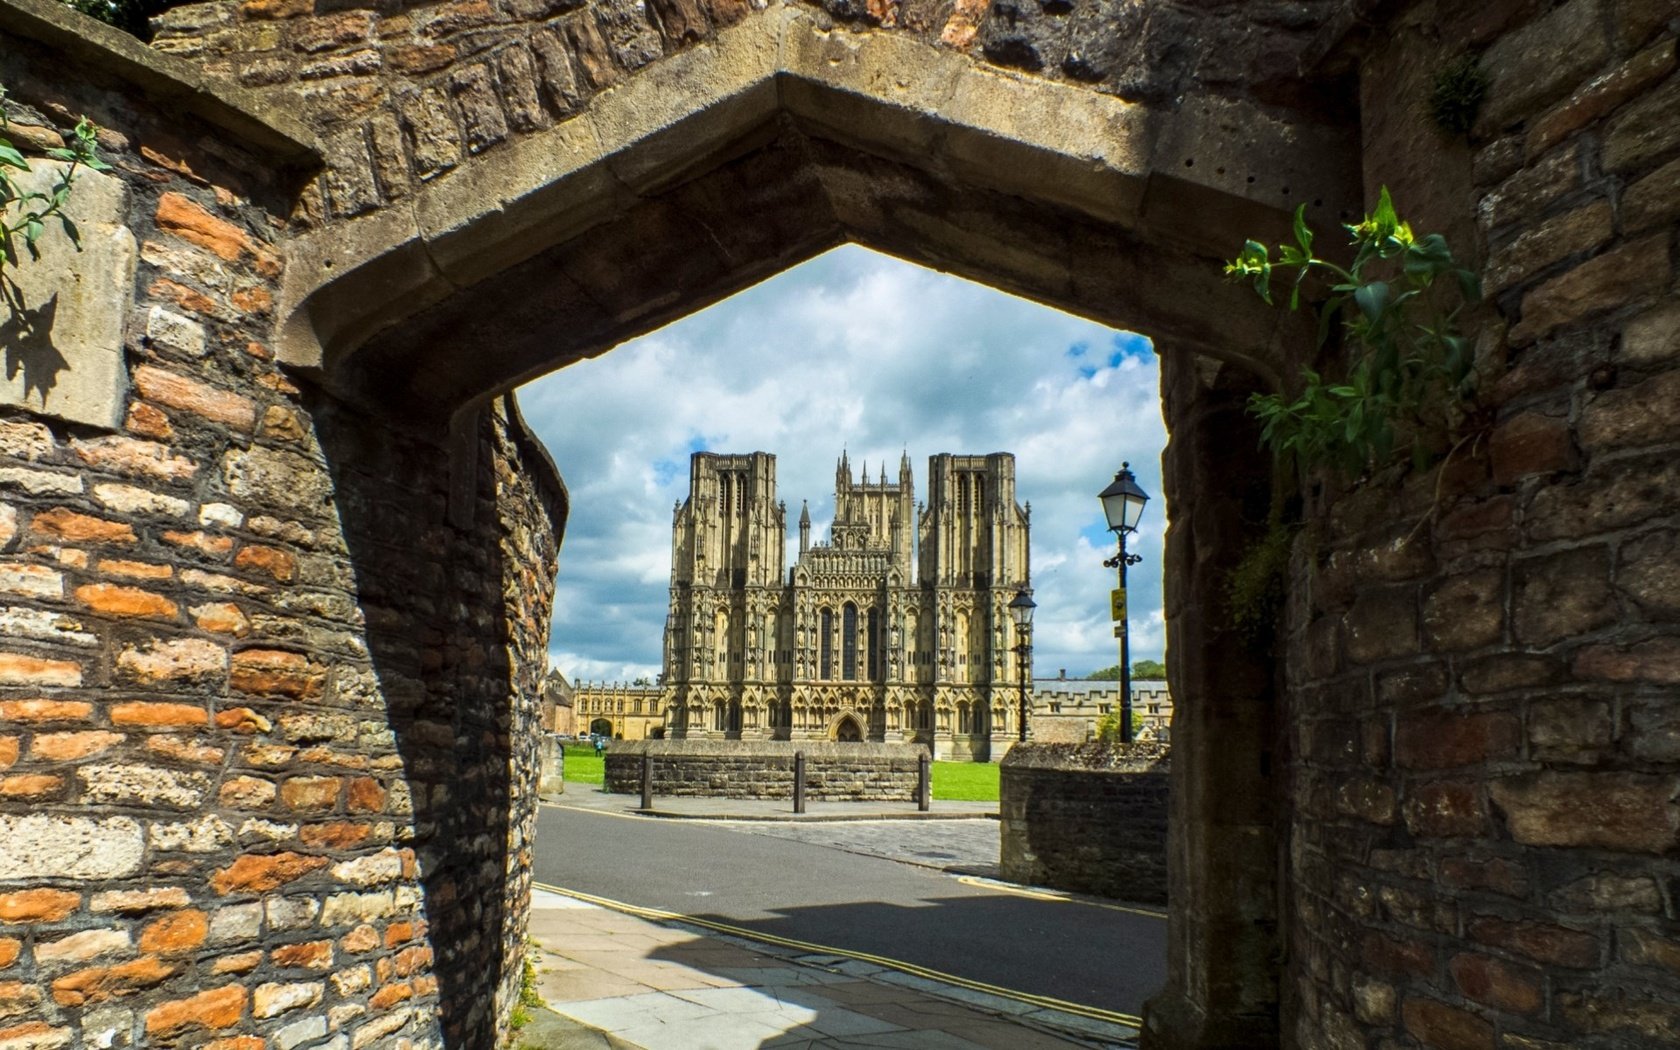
[266,15,1360,1045]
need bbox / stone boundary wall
[999,742,1169,905]
[604,740,923,800]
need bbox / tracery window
[842,603,858,680]
[820,608,834,679]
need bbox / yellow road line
[538,801,656,822]
[532,880,1143,1029]
[955,876,1169,920]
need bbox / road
[532,805,1168,1018]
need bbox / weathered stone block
[1528,697,1613,763]
[1603,73,1680,171]
[1485,202,1612,295]
[1421,568,1505,651]
[1490,771,1680,852]
[1450,952,1543,1015]
[1510,235,1671,344]
[0,815,143,880]
[1396,709,1520,770]
[1624,152,1680,231]
[1512,545,1615,646]
[1525,39,1677,157]
[1402,780,1485,838]
[1478,0,1610,132]
[0,163,135,429]
[1580,370,1680,452]
[1343,588,1420,664]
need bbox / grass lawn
[931,760,999,802]
[561,744,604,785]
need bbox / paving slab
[524,887,1136,1050]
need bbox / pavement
[522,887,1132,1050]
[519,787,1138,1050]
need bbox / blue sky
[517,245,1168,685]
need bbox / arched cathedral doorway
[832,715,863,743]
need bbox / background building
[1030,672,1174,743]
[662,451,1031,760]
[571,681,666,740]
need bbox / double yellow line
[954,876,1168,920]
[532,880,1143,1030]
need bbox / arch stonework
[270,4,1355,423]
[1,1,1677,1049]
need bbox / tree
[1087,661,1166,681]
[1094,708,1146,742]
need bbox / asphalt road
[532,805,1168,1018]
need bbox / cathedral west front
[662,450,1032,761]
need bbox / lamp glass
[1008,588,1036,629]
[1098,465,1151,534]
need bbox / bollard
[640,752,653,811]
[917,750,931,812]
[793,750,806,814]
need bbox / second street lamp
[1098,463,1150,744]
[1009,587,1036,743]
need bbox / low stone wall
[1000,742,1169,904]
[604,740,924,800]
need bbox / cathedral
[661,450,1032,761]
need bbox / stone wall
[1284,3,1680,1049]
[603,740,923,800]
[141,0,1348,227]
[1000,743,1170,905]
[0,5,566,1048]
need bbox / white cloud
[519,246,1168,684]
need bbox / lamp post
[1008,587,1036,743]
[1098,463,1150,744]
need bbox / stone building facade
[1030,676,1174,743]
[570,680,664,740]
[663,451,1031,760]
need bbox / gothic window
[958,702,971,734]
[736,474,745,515]
[820,608,834,679]
[719,475,728,515]
[713,702,726,730]
[867,608,881,680]
[958,475,969,513]
[842,603,858,680]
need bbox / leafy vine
[1,85,110,314]
[1226,186,1482,481]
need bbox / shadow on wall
[314,394,559,1047]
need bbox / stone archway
[831,712,865,742]
[272,36,1337,1034]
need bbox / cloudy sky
[518,245,1168,686]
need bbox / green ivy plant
[1226,187,1481,481]
[0,87,109,312]
[1430,57,1488,138]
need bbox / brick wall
[1286,2,1680,1048]
[0,7,566,1047]
[604,740,923,800]
[1000,742,1170,905]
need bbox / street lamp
[1008,587,1036,743]
[1098,463,1150,744]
